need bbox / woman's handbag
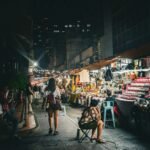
[47,94,62,110]
[53,98,62,110]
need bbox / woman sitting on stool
[79,99,105,143]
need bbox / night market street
[0,98,150,150]
[0,0,150,150]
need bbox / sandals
[90,137,97,142]
[91,137,105,143]
[96,139,105,144]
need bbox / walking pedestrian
[46,78,61,135]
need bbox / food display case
[115,77,150,117]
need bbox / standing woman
[46,78,61,135]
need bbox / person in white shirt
[41,83,48,110]
[46,78,61,135]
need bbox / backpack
[47,93,55,104]
[47,93,61,110]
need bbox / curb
[19,113,39,137]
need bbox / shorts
[79,120,97,129]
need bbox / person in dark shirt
[105,90,114,101]
[33,84,39,99]
[0,86,19,139]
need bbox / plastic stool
[60,105,66,116]
[103,101,115,128]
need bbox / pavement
[0,99,150,150]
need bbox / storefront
[111,56,150,134]
[67,56,119,107]
[68,55,150,135]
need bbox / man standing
[26,81,34,114]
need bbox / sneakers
[48,129,59,135]
[53,131,59,135]
[48,128,53,134]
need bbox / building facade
[112,0,150,56]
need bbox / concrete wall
[99,0,113,59]
[66,36,93,69]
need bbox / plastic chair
[78,121,97,143]
[103,101,115,128]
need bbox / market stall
[67,55,150,134]
[68,69,105,107]
[115,77,150,117]
[108,56,150,135]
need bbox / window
[86,24,91,27]
[77,24,80,27]
[64,25,68,28]
[53,30,60,33]
[82,29,85,32]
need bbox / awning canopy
[69,43,150,73]
[83,56,119,70]
[116,43,150,59]
[68,56,119,73]
[69,68,83,75]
